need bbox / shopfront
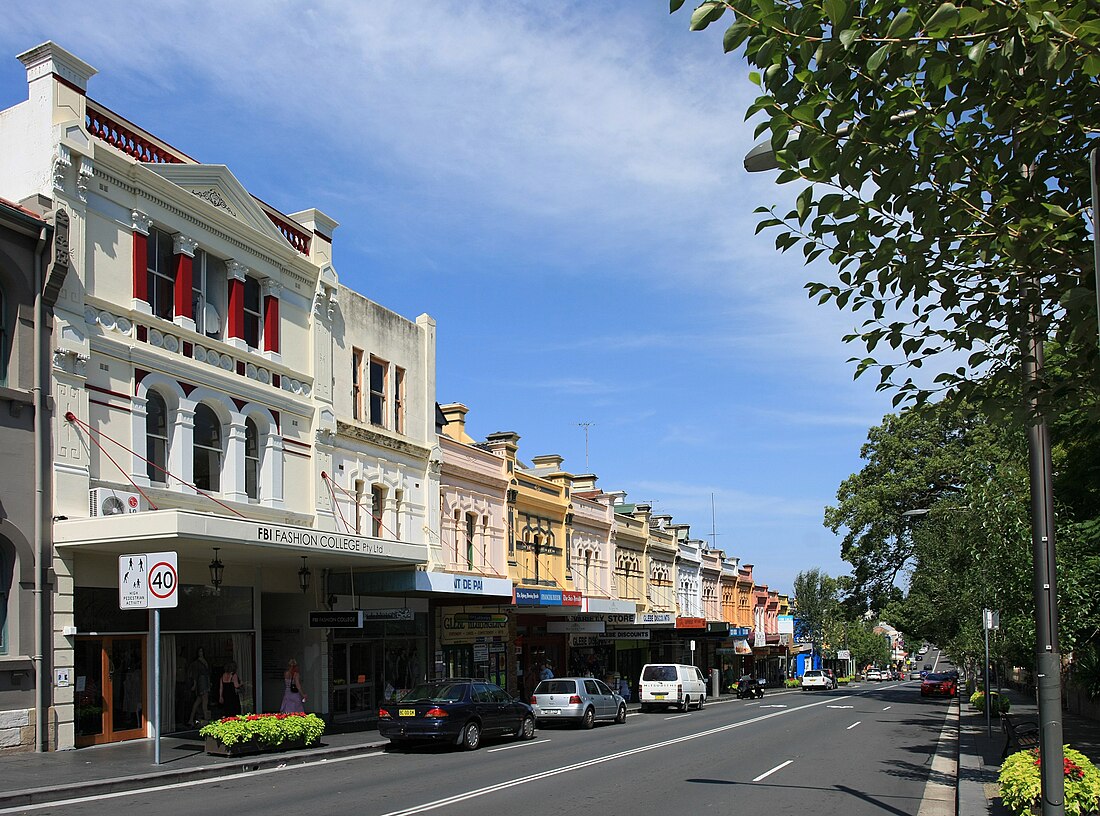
[437,606,510,688]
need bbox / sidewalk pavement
[957,687,1100,816]
[3,687,1100,813]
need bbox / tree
[673,0,1100,417]
[791,568,840,663]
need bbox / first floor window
[244,417,260,500]
[243,276,262,348]
[394,366,406,433]
[145,391,169,484]
[369,357,387,426]
[193,403,222,492]
[146,228,174,320]
[371,484,385,537]
[351,348,364,420]
[465,512,476,569]
[192,249,225,339]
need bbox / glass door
[331,641,376,719]
[75,636,146,746]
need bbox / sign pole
[984,609,992,739]
[154,608,161,765]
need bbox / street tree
[672,0,1100,417]
[791,568,840,665]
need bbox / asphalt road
[17,666,957,816]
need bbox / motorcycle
[736,677,764,699]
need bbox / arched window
[244,417,260,501]
[145,391,169,484]
[193,404,222,492]
[465,512,476,569]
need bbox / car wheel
[517,715,536,740]
[460,720,481,751]
[697,694,705,710]
[615,704,627,724]
[580,707,595,729]
[679,696,690,712]
[640,703,651,713]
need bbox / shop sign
[452,613,509,623]
[562,590,583,607]
[635,612,674,625]
[583,598,637,615]
[707,622,730,634]
[598,629,650,641]
[568,613,635,625]
[754,627,766,647]
[414,571,514,597]
[514,587,570,606]
[570,635,597,647]
[256,524,394,556]
[729,626,751,638]
[777,614,795,634]
[473,643,489,662]
[441,611,509,644]
[837,649,851,660]
[675,617,706,629]
[309,610,364,628]
[547,621,605,634]
[733,638,753,655]
[361,607,414,621]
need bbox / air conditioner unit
[89,488,142,517]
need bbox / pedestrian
[219,661,243,716]
[540,660,554,681]
[188,648,210,725]
[618,675,631,701]
[281,658,306,713]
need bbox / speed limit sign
[119,551,178,609]
[147,552,178,608]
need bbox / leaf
[670,0,686,12]
[885,10,914,39]
[824,0,848,27]
[839,28,860,50]
[925,3,960,35]
[689,1,726,31]
[868,44,891,73]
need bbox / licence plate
[653,692,666,698]
[542,709,560,714]
[399,709,416,717]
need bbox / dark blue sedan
[378,679,536,750]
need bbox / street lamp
[745,135,1065,815]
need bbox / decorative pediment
[144,163,298,249]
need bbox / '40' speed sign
[118,551,178,609]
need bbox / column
[174,401,196,494]
[262,434,284,509]
[129,393,151,488]
[172,234,198,332]
[262,279,281,357]
[131,210,153,314]
[225,260,248,351]
[223,418,248,503]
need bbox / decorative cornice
[335,420,432,460]
[225,259,248,282]
[190,188,236,216]
[131,209,153,236]
[261,278,283,298]
[54,144,72,193]
[77,156,94,203]
[172,233,198,257]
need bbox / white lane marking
[488,739,550,753]
[377,695,856,816]
[847,721,861,730]
[758,704,786,709]
[665,713,692,720]
[883,706,893,711]
[753,759,794,782]
[0,750,386,813]
[827,705,854,709]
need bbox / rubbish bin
[710,668,720,698]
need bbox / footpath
[1,688,1099,813]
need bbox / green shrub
[970,690,1011,714]
[1000,746,1100,816]
[784,678,801,688]
[838,676,851,685]
[199,713,325,748]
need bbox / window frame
[146,228,175,320]
[369,356,388,427]
[371,484,385,537]
[394,365,406,434]
[244,416,260,501]
[145,390,169,484]
[352,348,364,420]
[192,403,223,493]
[243,275,262,349]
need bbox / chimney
[439,402,470,442]
[18,41,97,94]
[572,474,598,492]
[289,208,339,266]
[530,454,565,472]
[484,432,520,463]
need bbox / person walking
[281,658,306,713]
[219,661,243,716]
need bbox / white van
[638,663,707,712]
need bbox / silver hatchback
[530,678,627,728]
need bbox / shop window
[146,228,175,320]
[145,391,169,484]
[193,403,222,492]
[243,276,262,348]
[351,348,364,420]
[192,249,225,339]
[371,484,385,537]
[393,366,406,433]
[369,356,387,426]
[244,417,260,501]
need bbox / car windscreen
[804,671,822,677]
[534,680,577,695]
[642,666,678,682]
[399,683,468,702]
[924,673,949,682]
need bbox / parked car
[865,668,883,681]
[801,670,832,690]
[920,673,958,698]
[531,677,627,728]
[378,679,536,750]
[639,663,707,712]
[909,669,923,680]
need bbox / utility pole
[577,422,595,471]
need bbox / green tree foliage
[792,568,839,652]
[673,0,1100,417]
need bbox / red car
[920,673,957,698]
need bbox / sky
[0,2,901,595]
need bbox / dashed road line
[753,760,793,782]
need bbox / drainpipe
[33,221,48,751]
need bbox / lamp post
[745,135,1065,815]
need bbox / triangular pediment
[144,163,297,249]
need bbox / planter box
[205,735,310,757]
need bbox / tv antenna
[577,422,595,471]
[709,492,721,550]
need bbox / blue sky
[0,2,900,595]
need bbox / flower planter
[204,735,310,757]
